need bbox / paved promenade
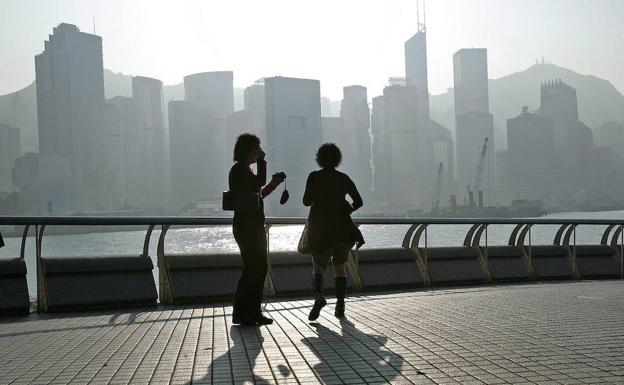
[1,281,623,385]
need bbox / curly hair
[233,133,260,162]
[315,143,342,169]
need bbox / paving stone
[0,281,623,384]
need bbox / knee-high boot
[308,273,326,321]
[334,276,347,318]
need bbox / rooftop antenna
[417,0,426,32]
[92,16,96,34]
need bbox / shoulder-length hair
[233,133,260,162]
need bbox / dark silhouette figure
[302,320,409,383]
[303,143,364,321]
[229,133,285,326]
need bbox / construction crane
[468,137,489,207]
[432,162,443,210]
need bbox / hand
[257,148,266,161]
[272,172,286,183]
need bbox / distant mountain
[2,63,623,155]
[430,63,624,150]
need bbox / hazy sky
[1,0,622,100]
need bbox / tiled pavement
[1,281,624,384]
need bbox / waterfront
[1,210,622,297]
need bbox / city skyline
[1,0,623,100]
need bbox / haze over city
[1,0,624,219]
[1,0,623,98]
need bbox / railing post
[621,225,623,279]
[263,224,276,297]
[35,224,47,312]
[157,224,172,305]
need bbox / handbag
[222,191,260,213]
[297,221,311,254]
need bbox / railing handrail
[1,215,624,226]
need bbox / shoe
[308,296,327,321]
[335,298,345,318]
[334,276,347,318]
[256,314,274,325]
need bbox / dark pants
[232,219,267,322]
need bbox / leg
[331,242,354,318]
[308,248,330,321]
[233,222,269,325]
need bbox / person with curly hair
[303,143,364,320]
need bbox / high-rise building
[381,84,430,209]
[453,48,495,205]
[506,106,557,204]
[132,76,169,204]
[168,100,215,208]
[404,22,430,125]
[0,124,20,193]
[340,86,372,193]
[182,72,234,196]
[244,81,265,113]
[540,80,578,151]
[539,80,594,200]
[103,96,142,208]
[35,23,107,212]
[370,96,388,204]
[264,76,322,216]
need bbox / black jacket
[228,160,267,222]
[303,168,365,251]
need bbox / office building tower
[264,76,322,216]
[35,23,107,212]
[453,48,495,205]
[506,106,557,204]
[132,76,169,204]
[340,85,372,193]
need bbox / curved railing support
[406,224,430,286]
[157,224,172,305]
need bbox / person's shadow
[302,319,418,383]
[186,325,274,385]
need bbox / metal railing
[1,216,623,312]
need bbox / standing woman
[229,133,285,326]
[303,143,364,320]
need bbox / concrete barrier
[162,253,242,304]
[528,245,574,279]
[0,258,30,315]
[484,246,530,281]
[425,247,486,285]
[355,248,424,290]
[40,255,157,312]
[271,251,355,295]
[573,245,620,278]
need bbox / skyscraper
[506,106,556,204]
[340,85,372,193]
[540,80,594,200]
[132,76,169,204]
[183,72,234,195]
[264,76,322,216]
[404,19,429,125]
[382,84,428,209]
[453,48,495,205]
[540,80,578,151]
[35,23,107,212]
[168,100,215,207]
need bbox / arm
[303,173,314,207]
[261,172,285,198]
[346,177,363,212]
